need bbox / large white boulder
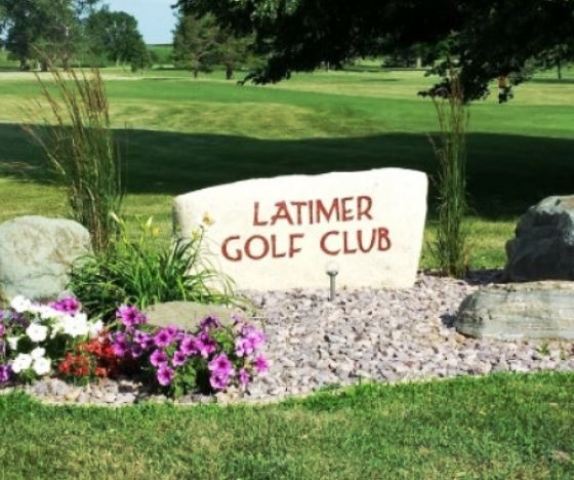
[174,168,428,291]
[0,216,91,301]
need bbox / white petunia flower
[32,357,51,376]
[62,313,89,338]
[26,323,49,343]
[88,320,104,338]
[11,353,33,373]
[10,295,32,314]
[30,347,46,360]
[7,336,20,350]
[38,305,62,320]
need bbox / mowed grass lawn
[1,373,573,479]
[0,67,573,268]
[1,66,574,479]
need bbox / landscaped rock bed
[4,272,574,406]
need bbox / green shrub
[430,72,469,277]
[26,68,123,252]
[69,217,240,321]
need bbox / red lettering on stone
[289,233,304,257]
[271,234,286,258]
[270,201,294,225]
[357,228,377,253]
[253,202,268,226]
[357,196,373,220]
[245,235,270,260]
[316,199,340,224]
[221,236,242,261]
[378,228,391,251]
[341,197,354,221]
[320,230,340,255]
[342,230,357,254]
[290,201,307,225]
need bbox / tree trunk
[225,65,233,80]
[416,56,423,69]
[40,60,49,72]
[557,59,562,80]
[193,69,198,78]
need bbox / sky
[105,0,178,45]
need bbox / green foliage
[69,217,238,321]
[430,73,469,277]
[216,28,253,79]
[1,373,574,478]
[147,44,173,66]
[85,7,149,71]
[25,68,123,252]
[0,0,82,70]
[173,13,220,77]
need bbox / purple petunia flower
[0,322,4,337]
[209,370,230,391]
[50,297,81,315]
[166,325,180,337]
[111,333,129,357]
[131,343,144,358]
[116,305,146,329]
[235,326,266,357]
[238,368,250,387]
[156,365,174,386]
[172,350,187,367]
[208,353,233,375]
[200,316,221,331]
[195,333,216,358]
[0,364,12,384]
[150,349,168,368]
[134,331,154,350]
[253,355,269,374]
[154,328,175,349]
[180,335,198,356]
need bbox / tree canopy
[0,0,148,71]
[85,8,150,70]
[176,0,574,101]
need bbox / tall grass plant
[430,73,469,277]
[26,68,123,252]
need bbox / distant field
[0,66,573,269]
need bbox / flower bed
[0,296,268,398]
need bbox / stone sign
[174,168,428,290]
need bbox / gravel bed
[3,272,574,406]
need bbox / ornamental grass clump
[69,217,240,321]
[25,68,123,252]
[430,72,470,278]
[111,305,268,397]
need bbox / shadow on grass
[1,123,573,218]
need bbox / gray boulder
[145,301,245,331]
[505,195,574,281]
[0,216,91,301]
[455,281,574,340]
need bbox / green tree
[173,14,219,78]
[216,28,252,79]
[85,8,149,71]
[0,0,98,70]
